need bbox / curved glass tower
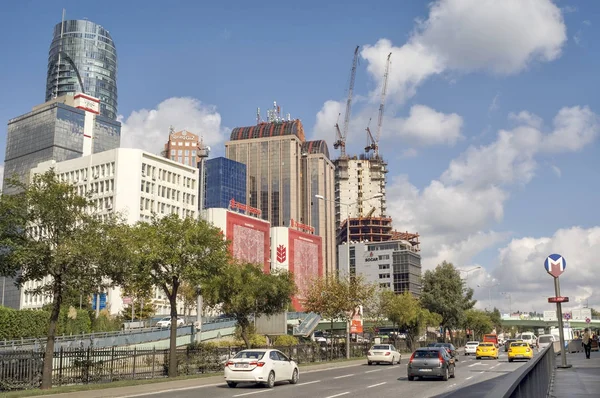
[45,19,118,120]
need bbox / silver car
[407,347,455,381]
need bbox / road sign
[92,293,107,310]
[548,296,569,303]
[586,318,591,324]
[122,296,132,305]
[544,254,566,278]
[564,313,571,320]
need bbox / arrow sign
[544,254,566,278]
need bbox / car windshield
[414,350,440,358]
[372,345,390,350]
[234,351,266,360]
[479,343,494,347]
[160,317,169,321]
[539,336,553,343]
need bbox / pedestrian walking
[582,328,592,359]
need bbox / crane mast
[334,46,360,158]
[365,52,391,158]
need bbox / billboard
[271,227,323,311]
[205,208,271,273]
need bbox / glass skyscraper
[203,157,247,209]
[45,19,118,120]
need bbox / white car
[537,334,555,350]
[367,344,402,365]
[156,317,184,328]
[519,332,537,348]
[464,341,479,355]
[224,349,299,388]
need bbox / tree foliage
[0,171,129,389]
[464,309,493,340]
[126,214,230,377]
[204,261,296,348]
[487,307,502,333]
[420,261,476,342]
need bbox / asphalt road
[116,350,535,398]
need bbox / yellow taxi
[508,341,533,362]
[475,342,498,360]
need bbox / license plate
[516,355,523,357]
[235,363,249,368]
[373,352,382,355]
[419,368,432,372]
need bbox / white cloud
[388,105,464,146]
[400,148,418,158]
[386,106,600,270]
[491,227,600,311]
[118,97,227,155]
[508,111,544,129]
[311,100,344,142]
[488,93,500,113]
[361,0,566,105]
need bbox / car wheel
[368,361,372,365]
[442,367,449,381]
[476,356,480,360]
[509,358,513,363]
[266,371,275,388]
[227,381,237,388]
[408,376,414,381]
[289,368,299,384]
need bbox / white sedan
[156,317,184,328]
[224,349,299,388]
[367,344,402,365]
[464,341,480,356]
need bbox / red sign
[229,199,262,216]
[586,318,591,324]
[290,218,315,233]
[276,245,287,263]
[548,296,569,303]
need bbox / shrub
[272,334,298,346]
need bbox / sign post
[544,253,571,368]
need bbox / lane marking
[365,369,383,373]
[298,380,321,386]
[367,382,387,388]
[232,390,275,397]
[302,363,364,374]
[468,362,482,367]
[466,376,473,380]
[490,364,500,369]
[324,393,350,398]
[479,371,485,374]
[334,374,354,379]
[117,383,222,397]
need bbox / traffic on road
[120,344,535,398]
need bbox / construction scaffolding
[336,217,420,252]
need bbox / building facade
[3,95,121,194]
[271,227,323,311]
[23,148,199,315]
[204,157,247,210]
[225,119,336,275]
[162,128,201,166]
[204,207,271,273]
[46,19,118,120]
[339,240,421,296]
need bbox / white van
[519,332,537,348]
[537,334,555,350]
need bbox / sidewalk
[550,350,600,397]
[44,359,366,398]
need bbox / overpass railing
[484,344,555,398]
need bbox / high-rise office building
[3,95,121,195]
[225,110,336,275]
[204,157,247,210]
[45,19,118,120]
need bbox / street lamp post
[315,193,383,359]
[459,266,482,285]
[501,292,512,314]
[477,281,499,310]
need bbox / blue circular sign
[544,254,566,278]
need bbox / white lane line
[232,390,275,397]
[490,364,500,369]
[367,382,387,388]
[334,374,354,379]
[466,376,473,380]
[324,393,350,398]
[117,383,222,397]
[479,371,485,374]
[365,369,384,373]
[302,363,365,374]
[298,380,321,386]
[468,362,482,367]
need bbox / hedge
[0,306,93,341]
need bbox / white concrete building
[26,148,199,316]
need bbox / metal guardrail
[484,344,555,398]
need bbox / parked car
[464,341,479,356]
[476,342,498,360]
[156,317,184,328]
[224,349,299,388]
[367,344,401,365]
[508,341,533,362]
[407,347,455,381]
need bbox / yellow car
[508,341,533,362]
[475,342,498,359]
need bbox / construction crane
[365,52,392,158]
[334,45,360,158]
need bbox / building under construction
[337,216,420,252]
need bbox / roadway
[117,349,534,398]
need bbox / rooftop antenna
[256,107,262,124]
[54,8,66,99]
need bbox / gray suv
[407,347,456,381]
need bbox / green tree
[420,261,476,343]
[0,171,129,389]
[487,307,502,333]
[464,309,493,340]
[179,281,198,319]
[127,214,230,377]
[204,261,296,348]
[362,288,390,334]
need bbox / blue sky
[1,0,599,312]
